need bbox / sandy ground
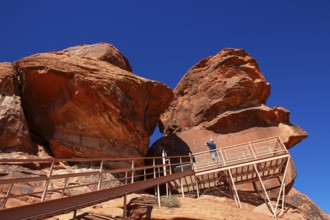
[45,193,307,220]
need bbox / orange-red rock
[0,62,34,153]
[61,42,132,72]
[160,48,271,134]
[149,48,308,197]
[16,45,173,159]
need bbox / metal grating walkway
[0,136,291,219]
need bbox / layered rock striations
[150,48,308,196]
[158,48,307,148]
[0,43,173,162]
[14,43,173,159]
[0,62,34,153]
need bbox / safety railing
[192,136,288,172]
[0,155,191,210]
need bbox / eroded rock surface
[61,42,132,72]
[149,48,308,196]
[0,62,34,153]
[160,48,271,134]
[15,44,173,159]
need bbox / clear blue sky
[1,0,329,214]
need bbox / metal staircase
[0,136,291,219]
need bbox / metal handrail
[0,155,192,210]
[192,136,288,173]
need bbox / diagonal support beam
[274,155,291,216]
[228,169,242,208]
[253,163,276,218]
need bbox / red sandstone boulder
[15,46,173,160]
[0,62,34,153]
[160,48,271,134]
[157,48,307,149]
[149,48,308,196]
[61,42,132,72]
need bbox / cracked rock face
[149,48,308,195]
[0,62,34,153]
[160,48,271,134]
[14,43,173,159]
[158,48,307,148]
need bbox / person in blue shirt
[205,138,219,162]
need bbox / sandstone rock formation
[0,62,34,153]
[11,43,173,160]
[286,188,329,220]
[155,48,307,149]
[160,48,271,134]
[149,48,308,196]
[60,42,132,72]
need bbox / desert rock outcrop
[149,48,308,195]
[60,42,132,72]
[14,43,173,160]
[0,62,34,153]
[160,48,271,134]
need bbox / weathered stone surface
[160,48,271,134]
[285,188,329,220]
[16,49,173,160]
[0,63,34,153]
[61,42,133,72]
[149,48,308,197]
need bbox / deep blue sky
[1,1,329,214]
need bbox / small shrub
[161,195,180,208]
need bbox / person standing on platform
[205,138,219,162]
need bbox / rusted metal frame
[1,183,14,210]
[274,155,290,217]
[41,160,55,202]
[253,163,276,218]
[97,160,104,190]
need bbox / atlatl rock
[16,43,173,160]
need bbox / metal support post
[123,193,127,219]
[219,149,226,166]
[97,160,104,190]
[179,157,185,197]
[61,178,68,197]
[275,156,290,216]
[41,160,55,202]
[1,183,14,210]
[131,159,135,184]
[195,176,200,198]
[253,163,276,217]
[157,184,161,207]
[228,169,241,208]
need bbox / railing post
[61,178,68,198]
[131,159,135,184]
[97,160,104,190]
[249,143,257,159]
[41,160,55,202]
[219,149,226,166]
[179,157,185,197]
[1,183,14,210]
